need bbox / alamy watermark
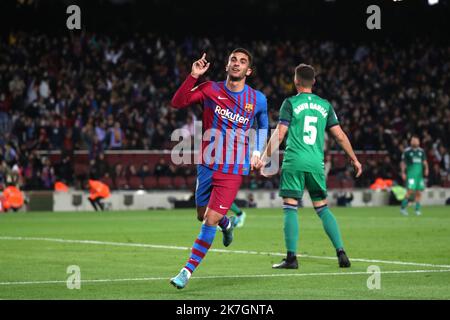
[366,5,381,30]
[170,120,280,174]
[66,5,81,30]
[66,265,81,289]
[366,265,381,290]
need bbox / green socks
[401,198,409,209]
[282,203,344,254]
[402,197,421,213]
[230,202,243,216]
[315,205,344,250]
[283,203,299,254]
[415,202,421,212]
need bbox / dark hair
[295,63,315,87]
[230,48,253,67]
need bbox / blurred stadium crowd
[0,32,449,190]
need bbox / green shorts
[279,169,327,201]
[406,175,425,191]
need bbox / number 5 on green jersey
[303,115,318,145]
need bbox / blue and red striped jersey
[171,75,268,176]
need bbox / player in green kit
[400,135,429,216]
[230,202,246,228]
[258,64,362,269]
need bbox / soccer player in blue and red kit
[169,49,268,289]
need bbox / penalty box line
[1,236,450,269]
[1,269,450,286]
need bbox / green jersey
[279,93,339,173]
[402,147,425,178]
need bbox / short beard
[228,74,245,82]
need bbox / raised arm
[171,53,210,109]
[328,125,362,178]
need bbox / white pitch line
[1,269,450,286]
[1,236,450,269]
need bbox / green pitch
[0,206,449,299]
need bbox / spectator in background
[6,162,22,187]
[126,164,138,179]
[95,120,108,150]
[3,143,17,166]
[337,190,354,207]
[8,75,25,99]
[108,122,124,150]
[380,155,396,180]
[138,163,151,179]
[57,153,74,184]
[341,170,355,189]
[89,135,104,161]
[39,76,51,100]
[111,163,126,181]
[0,161,8,186]
[40,157,56,190]
[62,128,74,152]
[151,124,167,149]
[36,127,50,150]
[434,145,450,173]
[22,153,41,190]
[88,159,99,180]
[248,193,257,208]
[95,153,110,178]
[48,118,64,150]
[180,112,197,139]
[428,163,443,187]
[81,121,95,150]
[153,158,170,177]
[0,33,449,190]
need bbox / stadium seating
[114,177,129,190]
[157,177,173,189]
[1,33,449,191]
[186,176,197,189]
[99,176,114,189]
[128,176,144,190]
[173,176,187,189]
[143,176,158,189]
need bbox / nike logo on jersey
[219,205,228,210]
[218,96,228,100]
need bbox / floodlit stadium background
[0,0,450,301]
[1,0,449,210]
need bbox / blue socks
[185,224,217,274]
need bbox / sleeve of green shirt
[278,99,293,126]
[326,103,339,129]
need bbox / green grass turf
[0,206,449,299]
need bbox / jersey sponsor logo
[244,103,254,112]
[215,105,250,125]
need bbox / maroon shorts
[207,170,243,215]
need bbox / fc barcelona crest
[244,103,254,112]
